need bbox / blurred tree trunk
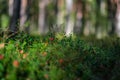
[20,0,30,32]
[74,0,83,34]
[8,0,14,16]
[0,1,4,28]
[0,10,1,28]
[107,0,116,35]
[9,0,21,33]
[57,0,65,32]
[115,0,120,37]
[96,0,108,39]
[83,0,96,36]
[65,0,75,36]
[38,0,50,34]
[83,0,91,36]
[0,15,1,28]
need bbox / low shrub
[0,33,120,80]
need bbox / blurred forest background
[0,0,120,80]
[0,0,120,38]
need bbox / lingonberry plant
[0,33,119,80]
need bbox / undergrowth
[0,33,120,80]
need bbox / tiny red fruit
[0,54,4,60]
[23,53,28,59]
[13,60,19,68]
[42,52,47,56]
[59,59,64,64]
[49,37,54,41]
[44,74,49,79]
[0,43,5,49]
[19,50,24,54]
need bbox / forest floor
[0,33,120,80]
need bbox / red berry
[0,54,4,60]
[13,60,19,68]
[44,74,49,79]
[49,37,54,41]
[42,52,47,56]
[59,59,64,64]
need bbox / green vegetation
[0,33,120,80]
